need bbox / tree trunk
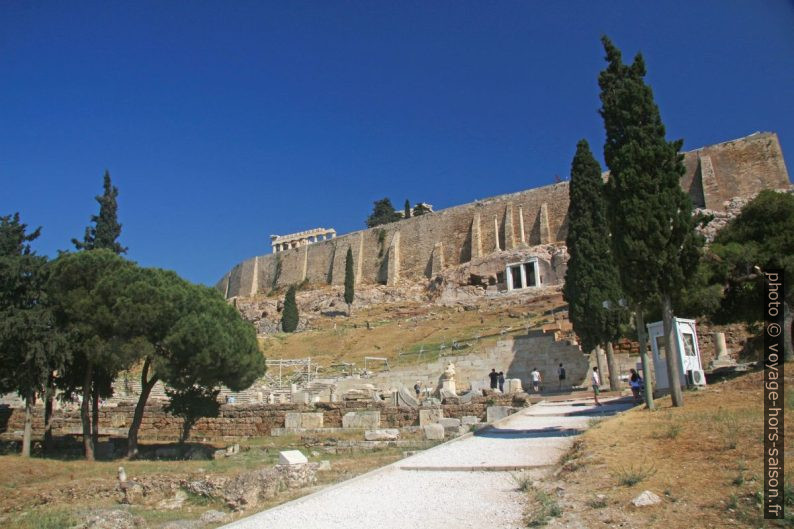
[605,341,620,391]
[635,306,655,410]
[126,357,158,459]
[21,389,33,457]
[82,363,94,461]
[661,295,684,407]
[593,346,605,387]
[784,300,793,362]
[44,372,55,455]
[91,385,99,447]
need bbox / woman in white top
[591,367,602,407]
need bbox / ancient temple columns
[271,228,336,253]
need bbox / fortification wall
[219,132,790,299]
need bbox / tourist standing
[488,369,499,390]
[592,366,602,407]
[629,369,643,404]
[498,371,505,393]
[557,363,566,390]
[530,367,542,393]
[414,381,421,398]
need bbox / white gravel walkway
[222,397,631,529]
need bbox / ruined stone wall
[219,133,790,298]
[0,395,518,442]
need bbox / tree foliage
[0,214,65,456]
[366,198,402,228]
[598,36,702,406]
[344,247,355,314]
[413,203,431,216]
[706,191,794,359]
[599,36,700,306]
[563,140,626,354]
[404,199,411,219]
[72,170,127,255]
[281,285,299,332]
[165,385,220,443]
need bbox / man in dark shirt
[488,369,499,389]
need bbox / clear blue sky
[2,1,793,286]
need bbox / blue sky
[2,1,793,285]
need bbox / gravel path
[222,397,631,529]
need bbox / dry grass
[545,366,794,528]
[259,293,565,369]
[0,436,410,528]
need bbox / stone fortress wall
[218,132,791,299]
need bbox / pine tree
[562,140,625,391]
[281,285,299,332]
[344,247,355,316]
[73,170,127,254]
[366,198,402,228]
[0,214,65,457]
[404,199,411,219]
[599,36,701,407]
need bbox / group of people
[488,369,506,392]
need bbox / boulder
[199,510,229,524]
[632,490,662,507]
[461,415,480,426]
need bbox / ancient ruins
[219,132,791,299]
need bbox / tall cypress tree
[562,140,625,390]
[73,170,127,254]
[70,170,127,452]
[404,199,411,219]
[344,247,355,316]
[599,36,701,407]
[281,285,299,332]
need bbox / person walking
[498,371,505,393]
[591,366,602,407]
[488,369,499,390]
[557,363,566,391]
[530,367,542,393]
[629,369,643,404]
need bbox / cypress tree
[599,36,701,407]
[562,140,625,390]
[344,247,355,316]
[281,285,299,332]
[404,199,411,219]
[73,170,127,254]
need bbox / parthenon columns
[271,227,336,253]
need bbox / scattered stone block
[225,444,240,456]
[438,418,461,428]
[486,406,514,423]
[342,411,380,428]
[461,415,480,426]
[507,378,523,394]
[279,450,309,465]
[300,412,324,429]
[419,408,443,426]
[318,460,332,471]
[157,490,188,510]
[364,428,400,441]
[423,423,445,440]
[200,510,229,524]
[284,412,301,428]
[632,490,662,507]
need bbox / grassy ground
[524,366,793,528]
[0,434,420,529]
